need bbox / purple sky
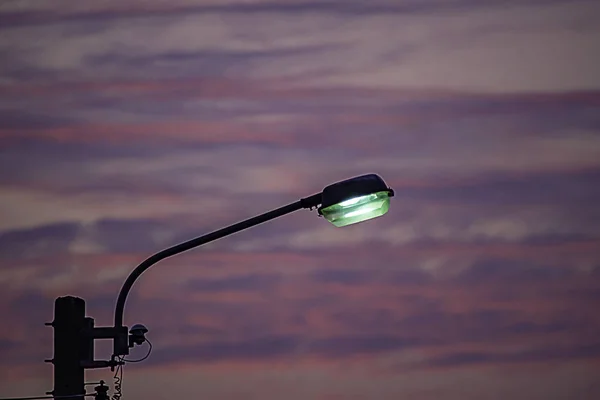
[1,1,600,399]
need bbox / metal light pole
[46,297,86,400]
[45,173,394,399]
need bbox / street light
[319,173,393,227]
[47,173,394,399]
[112,173,393,356]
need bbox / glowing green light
[320,191,391,227]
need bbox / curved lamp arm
[112,193,322,356]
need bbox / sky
[1,0,600,399]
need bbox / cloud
[2,246,599,396]
[185,272,283,292]
[149,334,299,364]
[0,109,75,129]
[399,168,600,206]
[1,0,599,91]
[148,332,432,366]
[0,222,80,260]
[309,268,375,285]
[452,257,576,285]
[1,1,600,397]
[427,342,600,368]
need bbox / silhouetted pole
[48,296,86,400]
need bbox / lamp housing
[318,174,394,227]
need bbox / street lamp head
[318,173,394,227]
